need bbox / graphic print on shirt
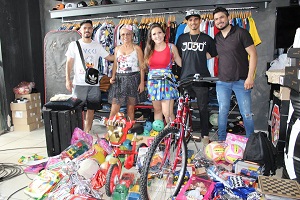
[85,56,94,68]
[116,50,139,73]
[182,41,207,51]
[82,47,98,70]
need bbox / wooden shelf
[49,0,271,19]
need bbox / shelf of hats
[49,0,271,19]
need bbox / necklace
[189,33,200,48]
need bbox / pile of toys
[22,112,281,200]
[23,113,152,199]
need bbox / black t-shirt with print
[176,32,217,80]
[214,25,254,82]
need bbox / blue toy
[143,129,150,136]
[122,139,132,150]
[143,121,152,132]
[127,192,141,200]
[152,120,164,132]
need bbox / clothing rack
[61,16,114,23]
[196,6,258,13]
[117,10,184,18]
[60,6,257,23]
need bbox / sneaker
[202,136,210,148]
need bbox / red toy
[103,113,148,197]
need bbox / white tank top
[116,48,140,73]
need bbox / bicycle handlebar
[179,74,219,87]
[149,73,219,87]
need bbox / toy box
[177,175,215,200]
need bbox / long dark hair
[144,23,166,66]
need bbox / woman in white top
[108,25,146,120]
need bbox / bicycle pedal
[191,135,201,142]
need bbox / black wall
[0,0,44,122]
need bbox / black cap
[77,1,88,7]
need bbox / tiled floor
[0,123,283,200]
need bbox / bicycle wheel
[140,127,187,200]
[105,163,121,197]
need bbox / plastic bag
[269,54,288,70]
[71,127,93,148]
[13,81,35,95]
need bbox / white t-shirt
[65,39,109,86]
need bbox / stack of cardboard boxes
[284,48,300,92]
[10,93,43,132]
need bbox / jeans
[216,80,254,141]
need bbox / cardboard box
[12,109,36,119]
[274,86,291,100]
[287,48,300,59]
[15,93,40,101]
[289,58,300,67]
[285,66,300,79]
[13,115,40,125]
[31,99,42,108]
[266,69,285,84]
[10,102,33,111]
[37,120,44,129]
[284,75,300,92]
[14,122,37,132]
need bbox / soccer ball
[152,120,164,132]
[224,144,244,164]
[204,142,225,161]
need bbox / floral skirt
[147,69,179,101]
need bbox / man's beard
[84,33,91,38]
[217,21,229,31]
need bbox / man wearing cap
[213,7,257,141]
[176,9,217,146]
[65,20,114,133]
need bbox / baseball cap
[88,0,99,6]
[77,1,88,8]
[52,3,65,10]
[185,9,201,20]
[65,3,77,9]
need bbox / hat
[77,1,88,8]
[52,3,65,10]
[101,0,113,5]
[65,3,77,9]
[185,9,201,20]
[88,0,99,6]
[121,24,133,31]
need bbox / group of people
[65,7,257,144]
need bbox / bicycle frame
[161,92,193,173]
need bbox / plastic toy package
[60,140,90,160]
[177,175,215,200]
[24,169,63,199]
[71,127,93,148]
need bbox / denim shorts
[73,85,101,110]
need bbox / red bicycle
[139,74,218,200]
